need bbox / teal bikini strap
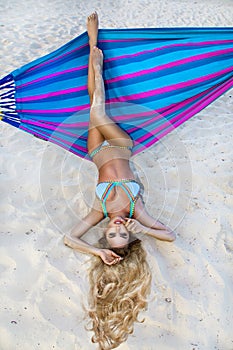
[118,183,136,218]
[101,183,115,218]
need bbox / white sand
[0,0,233,349]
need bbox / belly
[94,148,135,181]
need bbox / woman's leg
[87,12,99,105]
[87,12,104,153]
[90,47,133,148]
[86,13,133,156]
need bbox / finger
[116,257,123,262]
[108,260,117,266]
[125,219,132,228]
[111,252,121,258]
[102,257,112,265]
[114,258,121,264]
[126,222,134,230]
[125,218,136,227]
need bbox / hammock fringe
[0,74,19,123]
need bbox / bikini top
[96,179,141,218]
[89,140,133,159]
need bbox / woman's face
[105,217,130,248]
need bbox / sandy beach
[0,0,233,349]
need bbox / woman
[64,12,176,349]
[64,12,175,264]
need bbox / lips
[114,219,123,224]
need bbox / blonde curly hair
[86,238,152,350]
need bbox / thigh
[87,122,104,154]
[90,109,133,148]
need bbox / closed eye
[108,232,116,238]
[120,233,128,238]
[108,232,127,239]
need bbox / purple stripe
[136,77,233,148]
[105,40,233,63]
[113,109,156,122]
[126,84,218,133]
[16,85,87,102]
[28,119,89,128]
[21,118,88,132]
[18,64,231,116]
[23,86,209,138]
[17,65,88,89]
[20,125,87,154]
[172,78,233,128]
[99,38,146,43]
[18,104,90,114]
[106,47,233,84]
[25,43,89,74]
[108,66,233,103]
[134,83,226,147]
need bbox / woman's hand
[98,249,123,265]
[125,218,146,234]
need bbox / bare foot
[87,11,99,46]
[92,46,103,73]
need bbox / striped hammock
[0,27,233,159]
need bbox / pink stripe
[105,40,233,63]
[112,109,156,122]
[106,47,233,84]
[21,118,88,132]
[107,66,233,103]
[121,77,230,141]
[20,125,87,153]
[136,90,219,145]
[20,126,49,140]
[109,93,202,123]
[99,38,145,43]
[16,85,87,102]
[21,87,208,142]
[18,103,90,114]
[26,43,89,74]
[17,65,87,89]
[18,64,231,116]
[29,119,89,128]
[127,83,218,133]
[172,78,233,128]
[136,77,233,147]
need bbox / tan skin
[64,12,176,265]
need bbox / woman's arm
[64,201,123,265]
[131,198,176,242]
[64,198,104,253]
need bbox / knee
[123,134,133,149]
[90,105,105,123]
[128,137,134,149]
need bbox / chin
[110,243,129,249]
[109,216,125,225]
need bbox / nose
[115,225,121,233]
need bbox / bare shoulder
[91,197,104,217]
[134,197,145,219]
